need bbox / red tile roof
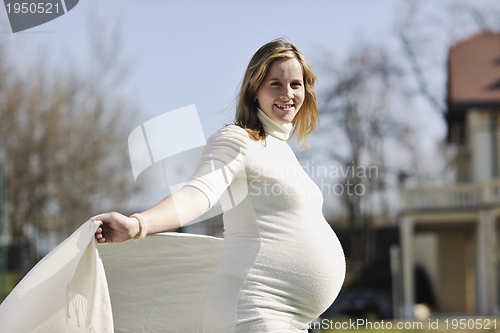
[448,32,500,110]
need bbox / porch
[399,179,500,317]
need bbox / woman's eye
[271,82,281,86]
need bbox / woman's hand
[92,212,139,244]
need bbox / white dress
[0,109,345,333]
[185,109,346,332]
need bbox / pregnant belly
[213,215,346,325]
[262,215,345,280]
[249,223,346,320]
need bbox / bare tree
[316,43,419,262]
[0,18,136,267]
[396,0,500,115]
[395,0,500,184]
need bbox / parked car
[323,288,393,319]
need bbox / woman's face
[255,58,305,125]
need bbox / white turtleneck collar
[257,108,292,141]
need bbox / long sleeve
[184,125,249,210]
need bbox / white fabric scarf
[0,220,112,333]
[0,220,224,333]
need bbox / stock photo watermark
[291,318,423,331]
[247,161,379,198]
[128,105,380,224]
[3,0,80,33]
[291,318,498,331]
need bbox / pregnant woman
[94,38,345,332]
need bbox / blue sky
[1,0,401,137]
[0,0,428,212]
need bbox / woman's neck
[257,108,292,141]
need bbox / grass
[0,270,27,304]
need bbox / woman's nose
[281,85,293,100]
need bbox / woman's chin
[280,116,295,125]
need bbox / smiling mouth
[274,104,294,110]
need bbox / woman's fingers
[94,219,106,242]
[95,229,107,243]
[92,212,130,243]
[91,213,106,221]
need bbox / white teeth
[275,104,293,109]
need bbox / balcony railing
[403,179,500,210]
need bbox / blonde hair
[235,38,319,149]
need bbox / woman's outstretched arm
[93,185,209,243]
